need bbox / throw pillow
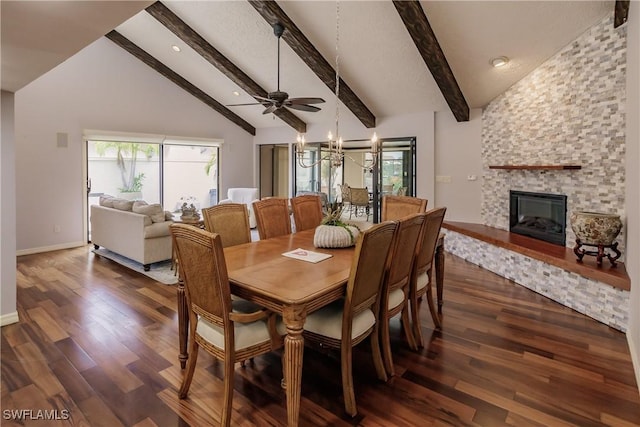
[112,199,135,211]
[165,210,175,221]
[99,195,115,207]
[132,201,165,223]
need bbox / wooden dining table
[176,228,446,427]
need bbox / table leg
[177,277,189,369]
[283,306,306,427]
[435,235,445,315]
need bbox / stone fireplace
[480,13,627,257]
[444,13,630,332]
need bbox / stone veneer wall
[481,14,627,257]
[445,230,630,332]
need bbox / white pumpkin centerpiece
[314,202,360,248]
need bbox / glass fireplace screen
[509,190,567,246]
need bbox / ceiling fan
[227,23,325,115]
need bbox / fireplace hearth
[510,190,567,246]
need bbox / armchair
[219,188,259,228]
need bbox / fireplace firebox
[509,191,567,246]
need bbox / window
[84,130,221,240]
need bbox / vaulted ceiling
[2,1,617,136]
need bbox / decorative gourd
[313,201,360,248]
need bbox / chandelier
[295,0,379,169]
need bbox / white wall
[14,38,254,252]
[1,91,18,325]
[255,110,436,203]
[434,108,483,222]
[625,1,640,389]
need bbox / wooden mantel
[443,221,630,291]
[488,165,582,170]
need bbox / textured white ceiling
[2,0,613,131]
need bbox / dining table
[176,227,446,426]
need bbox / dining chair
[410,207,447,347]
[349,187,370,219]
[340,183,352,211]
[252,197,292,240]
[218,188,260,228]
[290,194,324,232]
[170,223,283,427]
[379,212,426,376]
[201,203,251,248]
[381,195,427,221]
[302,221,399,416]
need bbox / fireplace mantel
[443,221,629,290]
[488,164,582,170]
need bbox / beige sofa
[90,197,173,271]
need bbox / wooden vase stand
[573,239,621,267]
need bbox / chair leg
[425,282,442,330]
[401,303,417,351]
[370,326,388,382]
[411,293,425,349]
[379,315,394,378]
[280,350,287,390]
[341,344,357,417]
[179,337,199,399]
[221,357,235,427]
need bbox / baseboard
[16,241,86,256]
[628,333,640,396]
[1,311,19,326]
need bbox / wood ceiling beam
[248,0,376,129]
[106,30,256,135]
[146,2,306,133]
[614,0,630,28]
[393,0,469,122]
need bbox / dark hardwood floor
[2,245,639,426]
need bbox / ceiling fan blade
[263,104,279,114]
[287,104,321,113]
[287,97,325,105]
[227,102,263,106]
[253,95,275,102]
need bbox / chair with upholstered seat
[252,198,292,240]
[295,191,329,214]
[201,203,251,248]
[349,187,370,220]
[302,221,399,416]
[410,207,447,347]
[290,195,324,232]
[379,213,426,376]
[381,195,427,221]
[170,223,283,427]
[339,183,351,211]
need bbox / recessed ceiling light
[233,91,240,96]
[171,45,181,52]
[491,56,509,68]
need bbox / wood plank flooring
[2,245,639,426]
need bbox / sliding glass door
[162,144,219,212]
[86,138,219,241]
[87,140,161,206]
